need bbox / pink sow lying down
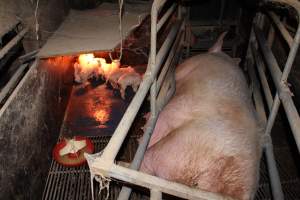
[140,33,262,200]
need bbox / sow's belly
[140,52,262,200]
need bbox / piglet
[73,62,103,84]
[140,32,262,200]
[106,67,134,89]
[117,71,142,99]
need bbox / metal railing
[86,0,300,199]
[246,0,300,199]
[0,24,29,105]
[85,0,232,199]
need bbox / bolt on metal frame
[245,0,300,199]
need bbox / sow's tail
[208,31,228,53]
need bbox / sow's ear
[208,31,228,53]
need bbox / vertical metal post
[218,0,226,25]
[267,26,275,50]
[185,6,191,58]
[246,15,284,200]
[150,0,158,121]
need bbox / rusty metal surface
[37,2,151,58]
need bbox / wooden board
[38,2,150,58]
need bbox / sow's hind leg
[140,121,257,200]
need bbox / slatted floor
[42,136,148,200]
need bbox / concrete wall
[0,0,69,52]
[0,57,74,199]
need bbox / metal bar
[119,24,181,200]
[254,26,282,84]
[248,59,267,124]
[248,45,284,200]
[110,164,232,200]
[185,7,191,58]
[0,63,28,104]
[0,60,37,117]
[248,24,284,200]
[151,189,162,200]
[157,3,177,32]
[90,21,182,170]
[117,25,184,200]
[150,0,159,123]
[218,0,226,25]
[157,25,184,91]
[19,49,39,63]
[254,25,300,151]
[268,11,293,48]
[0,28,28,60]
[267,25,275,48]
[248,56,284,200]
[156,68,176,112]
[280,25,300,82]
[156,0,167,11]
[250,42,273,109]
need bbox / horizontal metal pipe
[0,28,28,60]
[267,25,275,48]
[110,164,233,200]
[19,49,39,63]
[151,189,162,200]
[157,3,177,32]
[268,11,293,48]
[0,60,38,117]
[91,21,182,169]
[250,42,273,110]
[0,63,28,104]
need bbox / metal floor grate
[42,136,147,200]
